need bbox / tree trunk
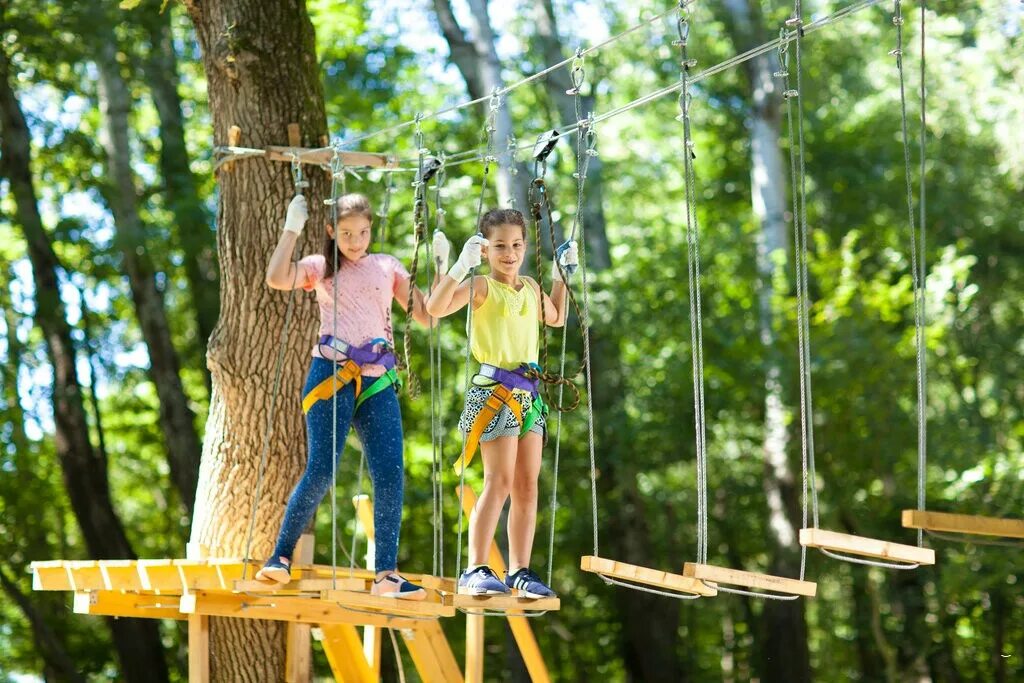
[94,23,203,518]
[139,0,220,391]
[0,46,170,683]
[431,0,530,210]
[720,2,811,681]
[183,0,328,678]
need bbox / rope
[428,157,448,578]
[455,91,501,587]
[596,574,703,600]
[329,148,343,587]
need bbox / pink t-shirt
[297,253,410,377]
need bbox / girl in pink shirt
[257,192,433,600]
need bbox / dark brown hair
[478,208,527,239]
[322,193,374,279]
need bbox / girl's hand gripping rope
[283,195,308,235]
[552,240,578,282]
[432,230,451,272]
[448,234,489,283]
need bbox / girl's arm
[537,240,578,327]
[425,234,488,317]
[266,196,308,290]
[394,279,434,327]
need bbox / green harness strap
[354,367,402,410]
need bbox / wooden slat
[800,528,935,565]
[580,556,717,597]
[65,561,105,590]
[179,590,422,628]
[450,594,560,611]
[316,624,376,683]
[31,561,70,590]
[234,578,366,593]
[188,614,210,683]
[99,560,145,591]
[73,591,184,620]
[682,563,817,597]
[902,510,1024,539]
[265,146,394,169]
[321,589,455,618]
[402,621,465,683]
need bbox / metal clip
[783,89,800,99]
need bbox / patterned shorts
[457,384,547,442]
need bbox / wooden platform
[799,528,935,565]
[448,593,560,612]
[580,556,717,597]
[682,563,817,597]
[902,510,1024,539]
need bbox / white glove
[552,240,578,282]
[432,230,451,273]
[447,235,488,283]
[283,195,308,235]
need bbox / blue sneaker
[372,572,426,601]
[255,556,291,584]
[458,565,510,595]
[505,568,556,599]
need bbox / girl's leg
[270,371,356,562]
[469,436,518,566]
[351,382,404,573]
[507,431,543,571]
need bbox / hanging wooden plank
[902,510,1024,539]
[316,624,376,683]
[234,577,366,593]
[799,528,935,564]
[265,146,394,169]
[580,555,717,596]
[401,622,465,683]
[449,594,560,611]
[319,589,456,618]
[682,563,817,597]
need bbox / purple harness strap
[318,335,396,370]
[478,364,540,396]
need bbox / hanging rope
[428,155,448,578]
[454,89,502,592]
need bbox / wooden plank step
[902,510,1024,539]
[320,589,456,618]
[580,555,717,596]
[179,591,423,628]
[799,528,935,565]
[682,563,817,597]
[234,577,366,594]
[449,593,560,611]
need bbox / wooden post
[222,125,242,172]
[352,495,382,679]
[285,535,314,682]
[188,614,210,683]
[287,123,301,148]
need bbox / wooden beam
[580,556,717,597]
[320,589,455,618]
[449,594,560,611]
[505,617,550,683]
[178,590,422,629]
[466,614,485,683]
[902,510,1024,539]
[73,591,183,620]
[316,624,376,683]
[682,563,817,598]
[352,494,382,679]
[265,146,394,169]
[188,614,210,683]
[402,621,464,683]
[285,534,315,683]
[799,528,935,565]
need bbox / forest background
[1,0,1022,681]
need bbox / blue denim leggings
[271,357,405,571]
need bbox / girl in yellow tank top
[426,208,578,599]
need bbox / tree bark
[139,0,220,391]
[183,0,328,678]
[0,46,170,683]
[720,2,811,681]
[93,19,203,518]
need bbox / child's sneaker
[458,565,510,595]
[372,572,427,601]
[505,568,556,599]
[255,556,291,584]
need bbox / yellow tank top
[470,277,540,370]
